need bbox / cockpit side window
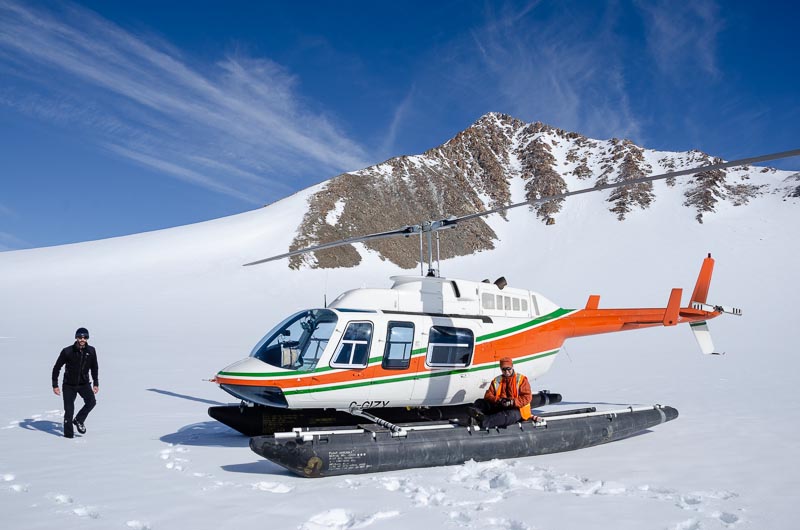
[330,321,373,369]
[382,321,414,370]
[250,309,338,371]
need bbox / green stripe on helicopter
[476,308,575,342]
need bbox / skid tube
[250,404,678,478]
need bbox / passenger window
[504,296,511,310]
[331,322,373,368]
[481,292,495,310]
[521,298,528,312]
[496,294,503,308]
[427,326,474,367]
[382,322,414,370]
[512,298,520,311]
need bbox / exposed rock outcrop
[284,113,789,269]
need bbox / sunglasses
[76,334,89,339]
[501,367,514,372]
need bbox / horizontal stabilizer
[690,321,722,355]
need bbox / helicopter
[211,148,799,436]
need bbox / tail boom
[566,254,729,339]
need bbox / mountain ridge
[288,112,796,270]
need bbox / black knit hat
[75,327,89,339]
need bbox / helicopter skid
[249,404,677,478]
[209,392,562,436]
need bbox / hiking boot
[467,406,485,422]
[73,419,86,434]
[63,422,74,438]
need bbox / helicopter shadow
[17,419,64,437]
[160,421,249,448]
[146,388,226,406]
[221,460,292,477]
[554,401,644,408]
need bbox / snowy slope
[1,160,800,530]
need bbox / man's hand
[53,387,60,396]
[93,386,99,394]
[500,398,513,408]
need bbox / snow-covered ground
[1,173,799,530]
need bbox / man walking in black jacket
[52,327,99,438]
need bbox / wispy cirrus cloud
[0,0,371,204]
[438,1,643,142]
[380,86,416,158]
[0,231,29,252]
[636,0,723,79]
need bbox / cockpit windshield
[250,309,338,371]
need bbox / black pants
[63,384,96,436]
[473,398,523,429]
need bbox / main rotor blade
[243,225,420,266]
[446,148,800,225]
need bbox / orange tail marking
[585,295,600,310]
[663,288,682,326]
[690,254,715,304]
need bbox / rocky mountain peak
[285,113,791,270]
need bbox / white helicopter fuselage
[216,275,571,409]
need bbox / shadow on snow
[160,421,249,448]
[17,419,65,437]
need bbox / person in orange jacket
[471,357,540,428]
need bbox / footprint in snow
[0,473,29,493]
[671,519,701,530]
[448,460,746,529]
[712,511,741,526]
[251,481,293,493]
[299,508,399,530]
[160,445,190,471]
[72,505,100,519]
[481,517,533,530]
[126,520,152,530]
[51,493,73,504]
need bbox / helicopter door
[411,325,475,405]
[381,322,415,370]
[317,321,374,405]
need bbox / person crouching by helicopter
[52,327,99,438]
[470,357,539,429]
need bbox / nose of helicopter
[218,383,289,408]
[215,357,290,407]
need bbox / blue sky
[1,0,798,251]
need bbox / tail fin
[689,255,724,354]
[690,254,715,304]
